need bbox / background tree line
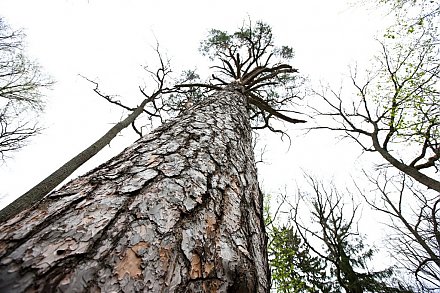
[0,17,51,161]
[268,0,439,292]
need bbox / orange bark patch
[116,242,149,280]
[159,246,171,272]
[204,262,215,276]
[189,254,202,279]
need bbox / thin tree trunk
[0,86,270,292]
[0,98,149,223]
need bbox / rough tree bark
[0,85,270,292]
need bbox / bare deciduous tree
[361,172,440,291]
[0,17,52,160]
[309,2,440,288]
[311,34,439,192]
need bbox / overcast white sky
[0,0,390,212]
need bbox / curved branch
[371,124,440,192]
[211,74,229,85]
[247,92,306,124]
[80,75,135,111]
[246,65,297,89]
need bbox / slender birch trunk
[0,86,270,292]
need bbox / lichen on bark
[0,86,269,292]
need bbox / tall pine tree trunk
[0,86,270,292]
